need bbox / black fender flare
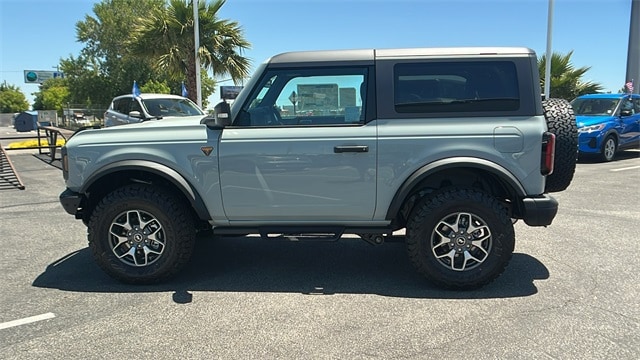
[81,160,210,221]
[385,157,526,220]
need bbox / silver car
[104,93,205,127]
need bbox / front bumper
[521,194,558,226]
[578,132,603,154]
[59,188,84,218]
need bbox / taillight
[541,132,556,176]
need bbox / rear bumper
[59,188,83,218]
[521,194,558,226]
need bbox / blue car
[571,93,640,161]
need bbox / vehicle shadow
[32,235,549,301]
[32,153,63,169]
[578,149,640,164]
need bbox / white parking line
[610,165,640,172]
[0,312,55,330]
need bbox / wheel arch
[385,157,526,224]
[601,129,620,143]
[80,160,210,222]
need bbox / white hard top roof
[267,47,535,64]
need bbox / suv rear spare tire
[542,98,578,193]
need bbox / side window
[394,61,520,114]
[130,99,143,114]
[621,97,640,115]
[236,68,368,126]
[619,98,634,115]
[114,98,131,115]
[634,98,640,113]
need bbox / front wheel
[406,188,515,290]
[601,135,617,162]
[87,184,196,284]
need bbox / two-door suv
[60,47,577,290]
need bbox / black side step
[259,226,345,242]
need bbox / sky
[0,0,636,111]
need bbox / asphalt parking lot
[0,143,639,359]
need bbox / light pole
[626,0,639,94]
[544,0,554,99]
[193,0,202,107]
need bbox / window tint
[114,98,131,115]
[130,99,143,114]
[394,61,520,113]
[142,98,203,117]
[571,98,619,116]
[236,68,368,126]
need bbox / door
[618,96,640,147]
[218,66,377,222]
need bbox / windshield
[143,98,204,117]
[570,98,619,116]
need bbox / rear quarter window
[393,61,520,114]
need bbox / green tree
[140,79,171,94]
[32,78,70,113]
[0,83,29,113]
[538,50,604,100]
[57,55,112,109]
[72,0,163,103]
[130,0,251,104]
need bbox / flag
[181,82,188,97]
[132,80,141,97]
[625,80,634,94]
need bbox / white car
[104,93,205,127]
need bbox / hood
[575,115,615,128]
[67,115,209,146]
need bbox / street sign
[220,86,243,100]
[289,91,297,104]
[23,70,64,84]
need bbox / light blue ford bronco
[60,47,577,289]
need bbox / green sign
[23,70,64,84]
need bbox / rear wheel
[406,188,514,290]
[87,184,196,284]
[542,98,578,192]
[601,135,617,162]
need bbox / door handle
[334,145,369,153]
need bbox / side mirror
[128,110,142,119]
[202,101,232,129]
[620,109,633,117]
[214,101,232,126]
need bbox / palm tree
[538,51,603,100]
[129,0,251,103]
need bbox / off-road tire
[406,188,515,290]
[87,184,195,284]
[542,98,578,192]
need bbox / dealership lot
[0,149,638,359]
